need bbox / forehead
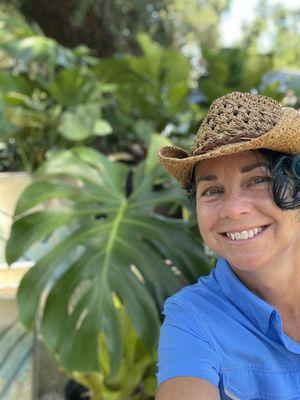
[194,151,268,177]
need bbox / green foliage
[2,2,300,397]
[94,33,203,151]
[0,66,112,171]
[74,304,157,400]
[15,0,173,57]
[6,135,209,375]
[199,46,273,104]
[0,5,202,170]
[0,5,111,171]
[0,5,84,70]
[197,1,300,105]
[240,2,300,71]
[12,0,232,58]
[270,6,300,70]
[166,0,231,51]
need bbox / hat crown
[191,92,284,155]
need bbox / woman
[156,92,300,399]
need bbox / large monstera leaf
[6,135,209,375]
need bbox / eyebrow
[196,162,269,183]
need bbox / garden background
[0,0,299,399]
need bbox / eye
[249,176,271,186]
[201,186,223,197]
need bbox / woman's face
[195,150,300,272]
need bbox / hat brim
[159,107,300,189]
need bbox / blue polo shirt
[157,257,300,399]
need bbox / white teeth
[241,231,248,240]
[225,226,264,241]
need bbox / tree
[7,0,232,57]
[165,0,231,52]
[9,0,173,57]
[239,0,300,69]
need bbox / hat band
[191,131,264,156]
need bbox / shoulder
[161,268,225,346]
[163,267,222,320]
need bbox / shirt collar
[215,257,275,334]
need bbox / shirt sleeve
[156,295,220,389]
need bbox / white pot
[0,172,32,265]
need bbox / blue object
[157,257,300,399]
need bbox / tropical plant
[74,303,157,400]
[6,135,210,384]
[0,6,201,171]
[0,5,112,172]
[198,46,274,104]
[94,33,205,153]
[0,67,113,172]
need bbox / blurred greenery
[1,1,300,171]
[6,0,231,56]
[94,33,205,153]
[0,5,112,171]
[1,0,300,398]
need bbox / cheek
[196,199,217,218]
[197,220,209,244]
[282,212,300,233]
[196,203,217,235]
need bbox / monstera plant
[74,302,158,400]
[6,135,209,385]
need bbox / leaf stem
[102,200,127,276]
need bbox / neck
[232,254,300,321]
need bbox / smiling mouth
[220,225,270,241]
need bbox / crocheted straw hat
[159,91,300,189]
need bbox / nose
[219,190,251,220]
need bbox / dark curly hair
[186,149,300,210]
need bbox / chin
[225,255,266,272]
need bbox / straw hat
[158,91,300,189]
